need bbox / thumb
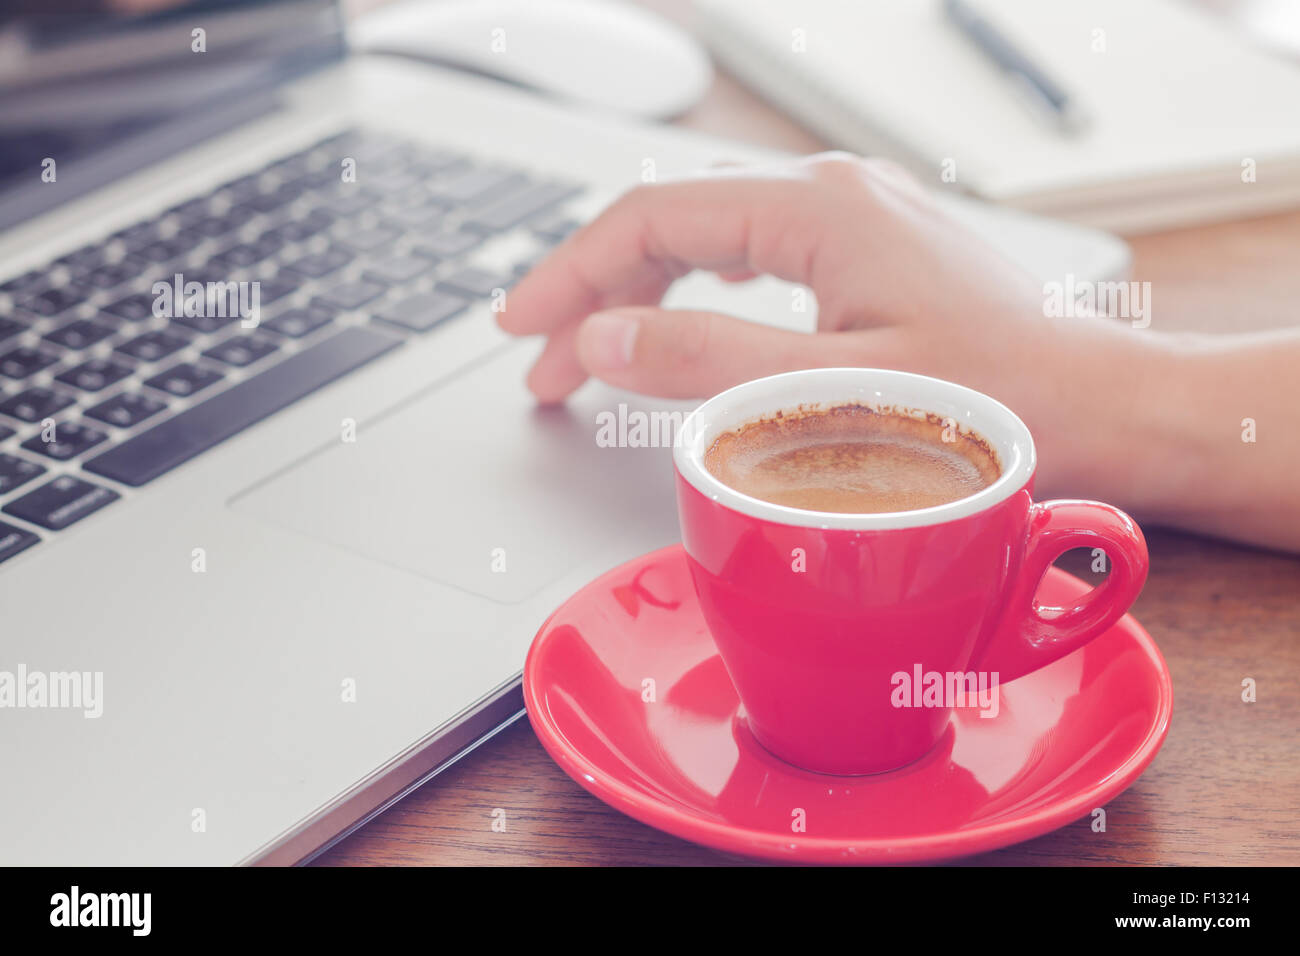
[573,306,862,399]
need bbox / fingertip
[496,267,555,335]
[528,385,573,406]
[494,307,517,334]
[498,250,598,338]
[524,367,568,404]
[525,343,588,404]
[495,284,529,335]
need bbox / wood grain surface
[314,531,1299,866]
[317,2,1300,867]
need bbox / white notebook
[695,0,1300,233]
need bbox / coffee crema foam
[703,404,1001,514]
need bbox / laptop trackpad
[229,345,691,604]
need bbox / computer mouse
[351,0,714,120]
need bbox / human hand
[500,153,1062,401]
[499,153,1169,502]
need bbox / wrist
[1020,319,1186,512]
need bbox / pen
[942,0,1090,136]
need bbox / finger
[523,272,678,401]
[498,174,839,339]
[526,321,587,404]
[571,306,872,400]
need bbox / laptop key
[0,520,40,565]
[316,279,386,310]
[260,304,336,338]
[115,329,191,362]
[0,318,27,343]
[323,191,372,217]
[373,291,469,333]
[0,454,46,495]
[175,267,233,289]
[438,267,513,300]
[464,182,583,233]
[57,244,109,273]
[111,221,161,249]
[252,274,300,306]
[43,319,116,350]
[85,391,168,428]
[358,169,424,197]
[0,270,50,296]
[337,225,401,252]
[263,210,334,245]
[531,212,582,243]
[382,200,444,229]
[251,229,289,257]
[137,236,197,263]
[82,258,146,290]
[283,246,353,279]
[144,363,225,397]
[0,346,60,379]
[296,166,349,191]
[404,147,466,174]
[17,285,87,317]
[2,475,119,530]
[55,357,136,392]
[202,335,280,368]
[170,312,241,335]
[241,183,304,214]
[428,167,528,206]
[361,256,434,285]
[328,130,407,164]
[513,251,547,276]
[0,387,77,423]
[189,216,236,239]
[85,325,403,487]
[102,293,159,322]
[209,241,274,271]
[21,422,109,461]
[411,230,482,261]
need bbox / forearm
[1036,323,1300,551]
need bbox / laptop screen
[0,0,345,229]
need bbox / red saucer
[524,545,1173,864]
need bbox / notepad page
[696,0,1300,205]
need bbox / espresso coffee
[703,404,1000,514]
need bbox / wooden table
[317,10,1300,867]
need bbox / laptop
[0,0,1130,865]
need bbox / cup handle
[976,499,1149,684]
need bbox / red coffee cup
[673,369,1149,775]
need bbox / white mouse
[351,0,714,120]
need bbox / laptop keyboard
[0,128,584,564]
